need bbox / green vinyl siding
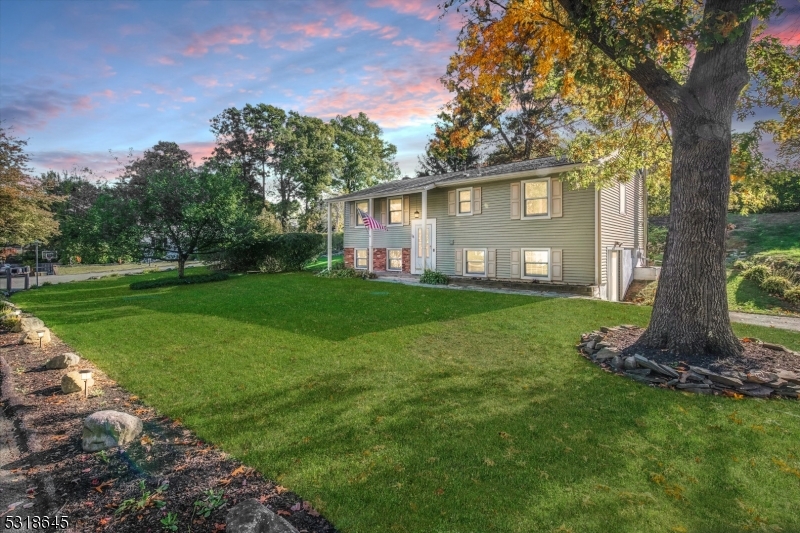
[599,173,646,285]
[343,195,420,250]
[429,175,596,284]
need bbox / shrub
[784,287,800,305]
[742,264,770,284]
[130,272,229,290]
[647,226,668,263]
[760,275,792,296]
[221,233,325,273]
[419,269,449,285]
[316,263,375,279]
[732,259,752,271]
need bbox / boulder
[610,356,623,370]
[623,357,638,370]
[226,499,299,533]
[19,328,51,346]
[62,371,94,394]
[46,353,80,370]
[82,410,142,452]
[11,316,44,333]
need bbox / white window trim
[354,248,368,270]
[456,187,473,216]
[387,196,403,226]
[619,182,626,215]
[521,247,551,281]
[387,248,403,271]
[521,177,551,220]
[355,201,369,227]
[462,248,488,277]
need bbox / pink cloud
[392,37,454,54]
[145,84,196,103]
[183,25,255,57]
[192,75,219,88]
[375,26,401,40]
[337,12,382,32]
[290,21,337,38]
[156,56,177,65]
[367,0,440,21]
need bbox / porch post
[327,201,332,270]
[421,189,428,271]
[368,198,374,273]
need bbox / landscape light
[79,370,93,399]
[37,330,44,348]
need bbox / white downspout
[327,201,332,270]
[421,189,428,271]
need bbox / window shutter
[551,179,563,218]
[455,249,463,275]
[380,199,387,226]
[510,249,520,278]
[551,248,563,281]
[403,196,410,225]
[350,202,356,227]
[510,183,520,219]
[448,190,456,216]
[473,187,482,215]
[488,248,496,278]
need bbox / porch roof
[325,156,583,203]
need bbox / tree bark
[178,255,186,278]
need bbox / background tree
[330,112,399,193]
[0,126,59,245]
[120,141,193,201]
[210,104,287,201]
[444,0,796,357]
[131,151,254,277]
[417,112,483,176]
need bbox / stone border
[578,326,800,399]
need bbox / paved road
[4,262,203,292]
[729,311,800,332]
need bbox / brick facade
[402,248,411,273]
[344,247,354,268]
[372,248,386,271]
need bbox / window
[619,183,626,214]
[387,248,402,271]
[522,178,549,218]
[457,188,472,215]
[388,197,403,225]
[522,248,550,280]
[355,200,369,226]
[464,249,487,276]
[355,248,368,269]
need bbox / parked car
[0,264,10,274]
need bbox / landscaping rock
[82,410,142,452]
[679,371,704,384]
[61,371,94,394]
[776,370,800,384]
[626,368,651,376]
[19,328,51,346]
[633,354,676,377]
[610,356,623,370]
[739,386,774,398]
[585,340,596,352]
[623,357,638,370]
[226,499,299,533]
[657,364,680,379]
[761,342,788,352]
[746,371,778,384]
[689,366,713,377]
[11,316,44,333]
[46,353,80,370]
[677,383,710,389]
[766,379,788,389]
[706,373,744,388]
[593,348,619,361]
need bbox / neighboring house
[323,156,646,301]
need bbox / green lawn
[305,252,344,271]
[12,272,800,533]
[727,269,799,316]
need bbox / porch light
[79,370,92,399]
[37,330,44,348]
[413,210,420,219]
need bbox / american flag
[357,207,387,231]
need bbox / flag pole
[368,198,374,273]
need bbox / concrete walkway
[372,276,800,333]
[5,263,203,292]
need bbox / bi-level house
[323,157,647,301]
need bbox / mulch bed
[605,327,800,373]
[0,327,338,533]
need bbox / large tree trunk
[178,255,186,278]
[632,0,753,357]
[636,113,742,356]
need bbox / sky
[0,0,797,181]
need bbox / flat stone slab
[706,373,744,388]
[594,348,619,361]
[776,370,800,384]
[739,386,774,398]
[227,499,299,533]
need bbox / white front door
[411,219,436,274]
